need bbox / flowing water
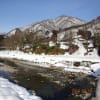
[0,58,97,100]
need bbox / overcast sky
[0,0,100,32]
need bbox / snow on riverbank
[0,77,42,100]
[0,50,100,76]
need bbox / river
[0,58,97,100]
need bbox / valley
[0,15,100,100]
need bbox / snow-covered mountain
[7,16,100,41]
[7,16,86,36]
[57,16,100,40]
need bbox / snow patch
[60,42,68,49]
[49,41,55,47]
[0,77,42,100]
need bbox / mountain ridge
[7,15,100,40]
[7,15,86,36]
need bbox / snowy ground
[0,50,100,76]
[0,77,42,100]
